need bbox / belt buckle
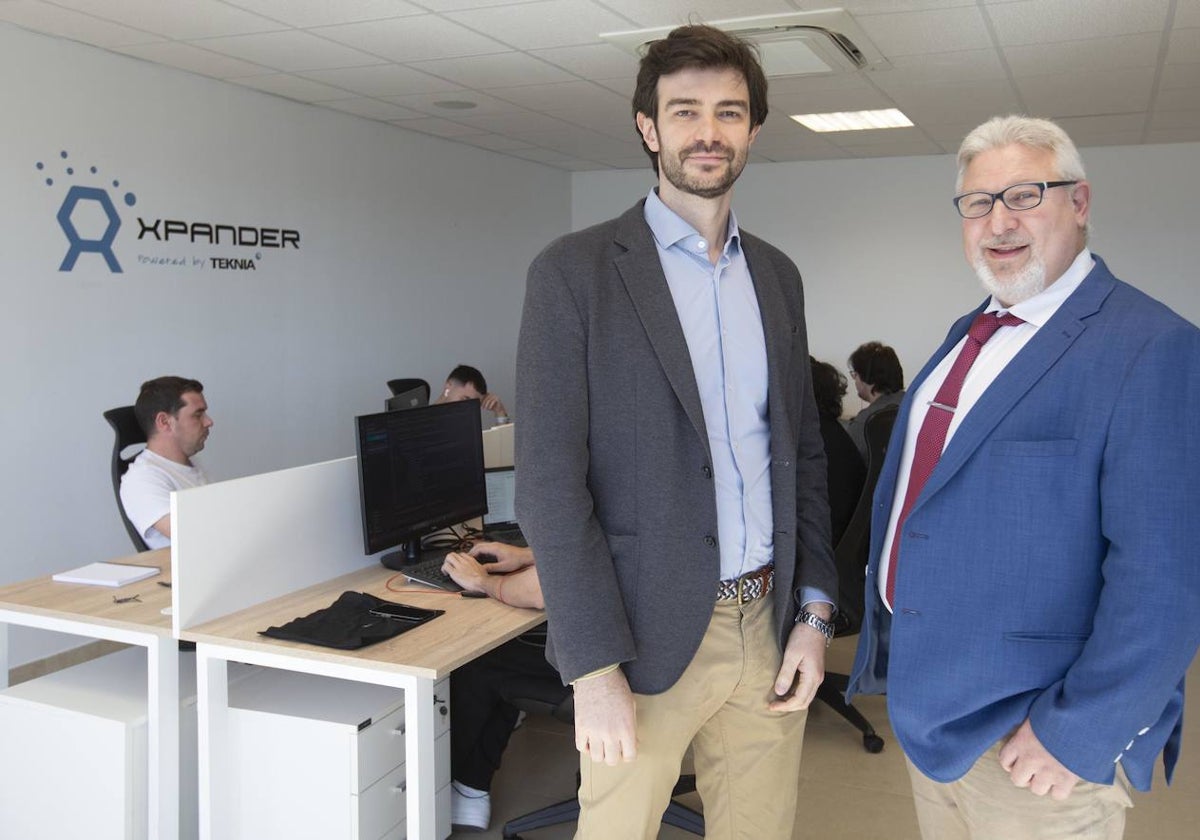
[736,575,747,604]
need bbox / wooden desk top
[180,564,546,681]
[0,548,173,634]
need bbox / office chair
[386,378,431,403]
[815,403,899,754]
[103,406,150,553]
[501,681,704,839]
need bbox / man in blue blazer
[847,115,1200,839]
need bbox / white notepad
[52,562,160,587]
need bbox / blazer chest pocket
[989,438,1077,457]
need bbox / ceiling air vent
[600,9,889,78]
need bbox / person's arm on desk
[442,545,543,609]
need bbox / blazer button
[701,465,712,478]
[703,535,716,547]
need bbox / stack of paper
[52,562,159,587]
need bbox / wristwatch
[795,610,835,646]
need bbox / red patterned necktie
[884,311,1025,608]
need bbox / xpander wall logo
[36,149,301,274]
[36,150,134,272]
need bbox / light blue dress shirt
[644,189,770,583]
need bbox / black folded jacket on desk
[260,591,443,650]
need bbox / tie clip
[927,400,956,413]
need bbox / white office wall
[572,143,1200,415]
[0,24,568,664]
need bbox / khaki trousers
[576,595,808,840]
[906,741,1133,840]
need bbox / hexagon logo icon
[57,185,123,273]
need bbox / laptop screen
[483,466,516,527]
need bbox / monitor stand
[379,539,422,571]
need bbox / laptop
[483,466,525,545]
[385,385,429,413]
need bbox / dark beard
[660,143,744,198]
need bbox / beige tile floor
[452,638,1200,839]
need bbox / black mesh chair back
[103,406,150,553]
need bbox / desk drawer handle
[391,724,405,736]
[391,782,407,794]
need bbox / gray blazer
[515,200,836,694]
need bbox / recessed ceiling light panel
[789,109,913,132]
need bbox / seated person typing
[119,376,213,549]
[435,364,510,426]
[441,542,556,832]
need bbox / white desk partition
[171,456,373,636]
[174,455,456,840]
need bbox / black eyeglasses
[952,181,1078,219]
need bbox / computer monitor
[355,400,486,570]
[385,384,429,412]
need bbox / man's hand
[470,541,533,574]
[998,719,1080,800]
[441,552,491,594]
[573,668,638,765]
[481,393,508,417]
[768,620,827,711]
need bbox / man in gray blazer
[515,25,837,840]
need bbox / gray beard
[973,251,1046,306]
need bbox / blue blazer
[847,256,1200,791]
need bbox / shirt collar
[643,188,740,256]
[986,247,1094,327]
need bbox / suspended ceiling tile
[300,63,462,97]
[313,14,511,62]
[410,51,575,88]
[985,0,1171,46]
[224,0,424,28]
[114,40,269,78]
[196,30,385,72]
[53,0,283,39]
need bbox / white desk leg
[405,677,438,840]
[146,638,180,840]
[196,646,230,840]
[0,622,8,689]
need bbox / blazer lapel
[611,203,709,450]
[914,261,1118,507]
[868,315,978,559]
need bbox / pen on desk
[157,581,172,588]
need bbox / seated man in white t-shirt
[120,376,213,550]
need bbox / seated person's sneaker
[450,780,491,832]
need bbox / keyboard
[400,551,463,592]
